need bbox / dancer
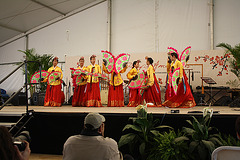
[127,60,142,107]
[85,55,102,107]
[72,57,88,107]
[163,52,196,108]
[42,57,64,107]
[143,57,162,107]
[103,61,127,107]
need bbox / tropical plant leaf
[209,137,223,146]
[155,125,173,130]
[173,136,189,143]
[150,130,160,136]
[182,127,195,135]
[202,140,215,152]
[118,133,136,148]
[189,141,199,153]
[139,142,146,156]
[122,124,142,132]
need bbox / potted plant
[181,107,223,160]
[147,129,190,160]
[17,49,53,104]
[216,43,240,87]
[118,101,172,159]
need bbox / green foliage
[17,49,53,94]
[182,113,222,160]
[216,43,240,80]
[220,134,240,146]
[147,130,190,160]
[118,104,172,159]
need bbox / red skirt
[108,84,124,107]
[44,84,63,107]
[85,82,102,107]
[127,89,142,107]
[163,72,196,108]
[72,84,87,107]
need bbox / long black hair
[132,61,138,68]
[147,57,154,65]
[170,52,179,60]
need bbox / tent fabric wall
[214,0,240,47]
[0,0,240,96]
[28,1,108,60]
[0,38,25,95]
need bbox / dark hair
[170,52,179,59]
[132,61,138,68]
[52,57,59,62]
[147,58,154,65]
[0,126,21,160]
[235,117,240,137]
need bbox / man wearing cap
[63,112,122,160]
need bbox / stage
[1,105,240,115]
[1,105,240,155]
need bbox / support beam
[0,23,24,33]
[31,0,65,16]
[0,0,106,48]
[209,0,214,50]
[107,0,112,52]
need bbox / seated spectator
[0,126,31,160]
[63,112,123,160]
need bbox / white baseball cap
[84,112,105,129]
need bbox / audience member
[63,112,123,160]
[0,126,31,160]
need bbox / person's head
[79,57,84,67]
[170,52,178,62]
[146,57,153,65]
[235,117,240,139]
[132,60,140,69]
[84,112,106,136]
[0,126,20,160]
[52,57,59,67]
[90,55,96,65]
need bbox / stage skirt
[143,75,162,107]
[107,84,124,107]
[127,89,142,107]
[163,72,196,108]
[44,84,64,107]
[72,84,87,107]
[85,82,102,107]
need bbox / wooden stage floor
[1,105,240,115]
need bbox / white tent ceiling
[0,0,99,44]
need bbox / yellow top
[146,65,155,86]
[43,66,63,85]
[87,64,102,83]
[127,68,139,80]
[103,64,127,86]
[76,66,88,85]
[168,59,183,84]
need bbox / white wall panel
[28,1,108,60]
[111,0,155,54]
[157,0,210,52]
[214,0,240,47]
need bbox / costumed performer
[102,60,127,107]
[72,57,88,107]
[127,60,142,107]
[85,55,102,107]
[163,52,196,108]
[143,57,162,107]
[42,57,64,107]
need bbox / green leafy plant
[118,101,172,159]
[220,133,240,146]
[17,49,53,95]
[182,108,223,160]
[147,130,190,160]
[217,43,240,81]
